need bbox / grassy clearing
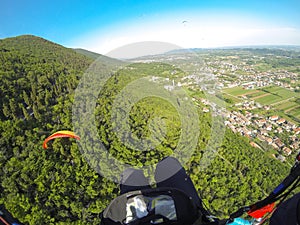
[255,94,283,105]
[263,86,282,92]
[246,91,265,98]
[288,106,300,118]
[263,86,298,98]
[276,101,299,111]
[222,86,257,96]
[275,89,297,99]
[222,93,242,104]
[252,86,299,105]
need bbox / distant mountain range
[166,45,300,54]
[2,35,299,60]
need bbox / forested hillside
[0,35,290,224]
[0,35,117,224]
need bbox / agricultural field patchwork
[222,86,300,121]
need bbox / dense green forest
[0,35,291,224]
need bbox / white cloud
[70,13,300,56]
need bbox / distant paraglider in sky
[43,130,80,149]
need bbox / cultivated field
[222,86,300,121]
[222,86,258,96]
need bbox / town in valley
[134,47,300,164]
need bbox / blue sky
[1,0,300,54]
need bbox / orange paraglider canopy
[43,130,80,149]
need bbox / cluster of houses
[204,55,298,91]
[223,107,299,161]
[240,71,298,90]
[193,97,299,162]
[204,53,299,91]
[220,71,298,90]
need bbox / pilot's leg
[154,157,203,208]
[269,192,300,225]
[120,168,151,194]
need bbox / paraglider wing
[247,202,275,219]
[43,130,80,149]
